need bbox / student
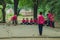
[29,18,34,25]
[50,14,55,28]
[37,12,45,35]
[34,18,37,24]
[47,11,52,26]
[21,18,26,24]
[11,14,17,25]
[25,18,29,25]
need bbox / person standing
[11,14,17,25]
[34,18,37,24]
[50,13,55,28]
[47,11,52,26]
[37,12,45,35]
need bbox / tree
[14,0,19,24]
[0,0,6,23]
[19,0,38,19]
[18,0,33,14]
[2,1,6,23]
[14,0,19,15]
[33,0,40,19]
[0,0,13,23]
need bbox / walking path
[0,24,60,40]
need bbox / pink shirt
[48,13,52,20]
[14,15,17,20]
[34,19,37,23]
[25,20,29,23]
[22,19,25,23]
[37,15,45,24]
[12,15,17,20]
[50,15,54,21]
[30,20,34,23]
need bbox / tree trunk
[14,0,19,24]
[33,3,38,19]
[14,0,19,15]
[33,0,39,19]
[2,3,6,23]
[17,8,21,16]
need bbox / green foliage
[0,9,2,19]
[5,0,14,4]
[6,13,13,18]
[0,0,60,20]
[0,5,3,9]
[38,0,60,18]
[19,13,23,16]
[18,0,33,9]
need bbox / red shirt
[48,13,52,20]
[30,20,34,23]
[37,15,45,24]
[34,19,37,23]
[22,19,25,23]
[12,15,17,20]
[50,15,54,21]
[25,20,29,23]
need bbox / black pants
[25,22,29,25]
[20,23,25,25]
[29,22,34,25]
[38,24,43,35]
[12,20,17,25]
[47,20,50,26]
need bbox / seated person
[29,18,34,25]
[21,18,26,24]
[34,18,37,24]
[25,18,29,25]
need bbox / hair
[26,18,28,19]
[23,18,24,19]
[48,11,50,12]
[40,12,42,15]
[31,18,33,20]
[48,11,52,13]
